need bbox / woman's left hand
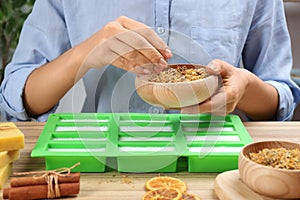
[181,59,278,120]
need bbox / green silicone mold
[31,113,252,172]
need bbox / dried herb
[148,65,208,83]
[247,148,300,170]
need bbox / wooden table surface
[2,121,300,200]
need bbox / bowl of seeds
[238,140,300,199]
[135,64,219,109]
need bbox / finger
[134,64,163,74]
[140,63,164,74]
[103,32,161,72]
[206,62,220,75]
[116,16,172,59]
[111,31,168,73]
[114,30,168,66]
[110,51,136,72]
[207,59,232,77]
[111,50,159,75]
[122,49,166,74]
[108,17,170,71]
[110,41,164,74]
[133,28,172,60]
[134,66,146,74]
[104,35,164,74]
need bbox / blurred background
[0,0,300,118]
[0,0,34,83]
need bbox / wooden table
[2,121,300,200]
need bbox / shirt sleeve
[0,0,71,121]
[242,0,300,121]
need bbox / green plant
[0,0,34,83]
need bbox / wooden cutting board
[214,170,278,200]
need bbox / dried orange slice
[146,176,187,193]
[182,192,201,200]
[142,188,182,200]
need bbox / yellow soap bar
[0,150,20,169]
[0,163,12,190]
[0,122,24,152]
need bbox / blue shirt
[1,0,300,121]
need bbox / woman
[1,0,299,121]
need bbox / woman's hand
[79,16,172,75]
[181,59,278,120]
[24,16,172,116]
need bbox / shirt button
[157,26,165,34]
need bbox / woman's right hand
[79,16,172,75]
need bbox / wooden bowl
[135,64,219,109]
[238,141,300,199]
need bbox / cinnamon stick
[10,172,80,187]
[3,182,80,200]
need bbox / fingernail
[207,62,216,70]
[207,61,219,74]
[165,49,172,58]
[159,58,168,67]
